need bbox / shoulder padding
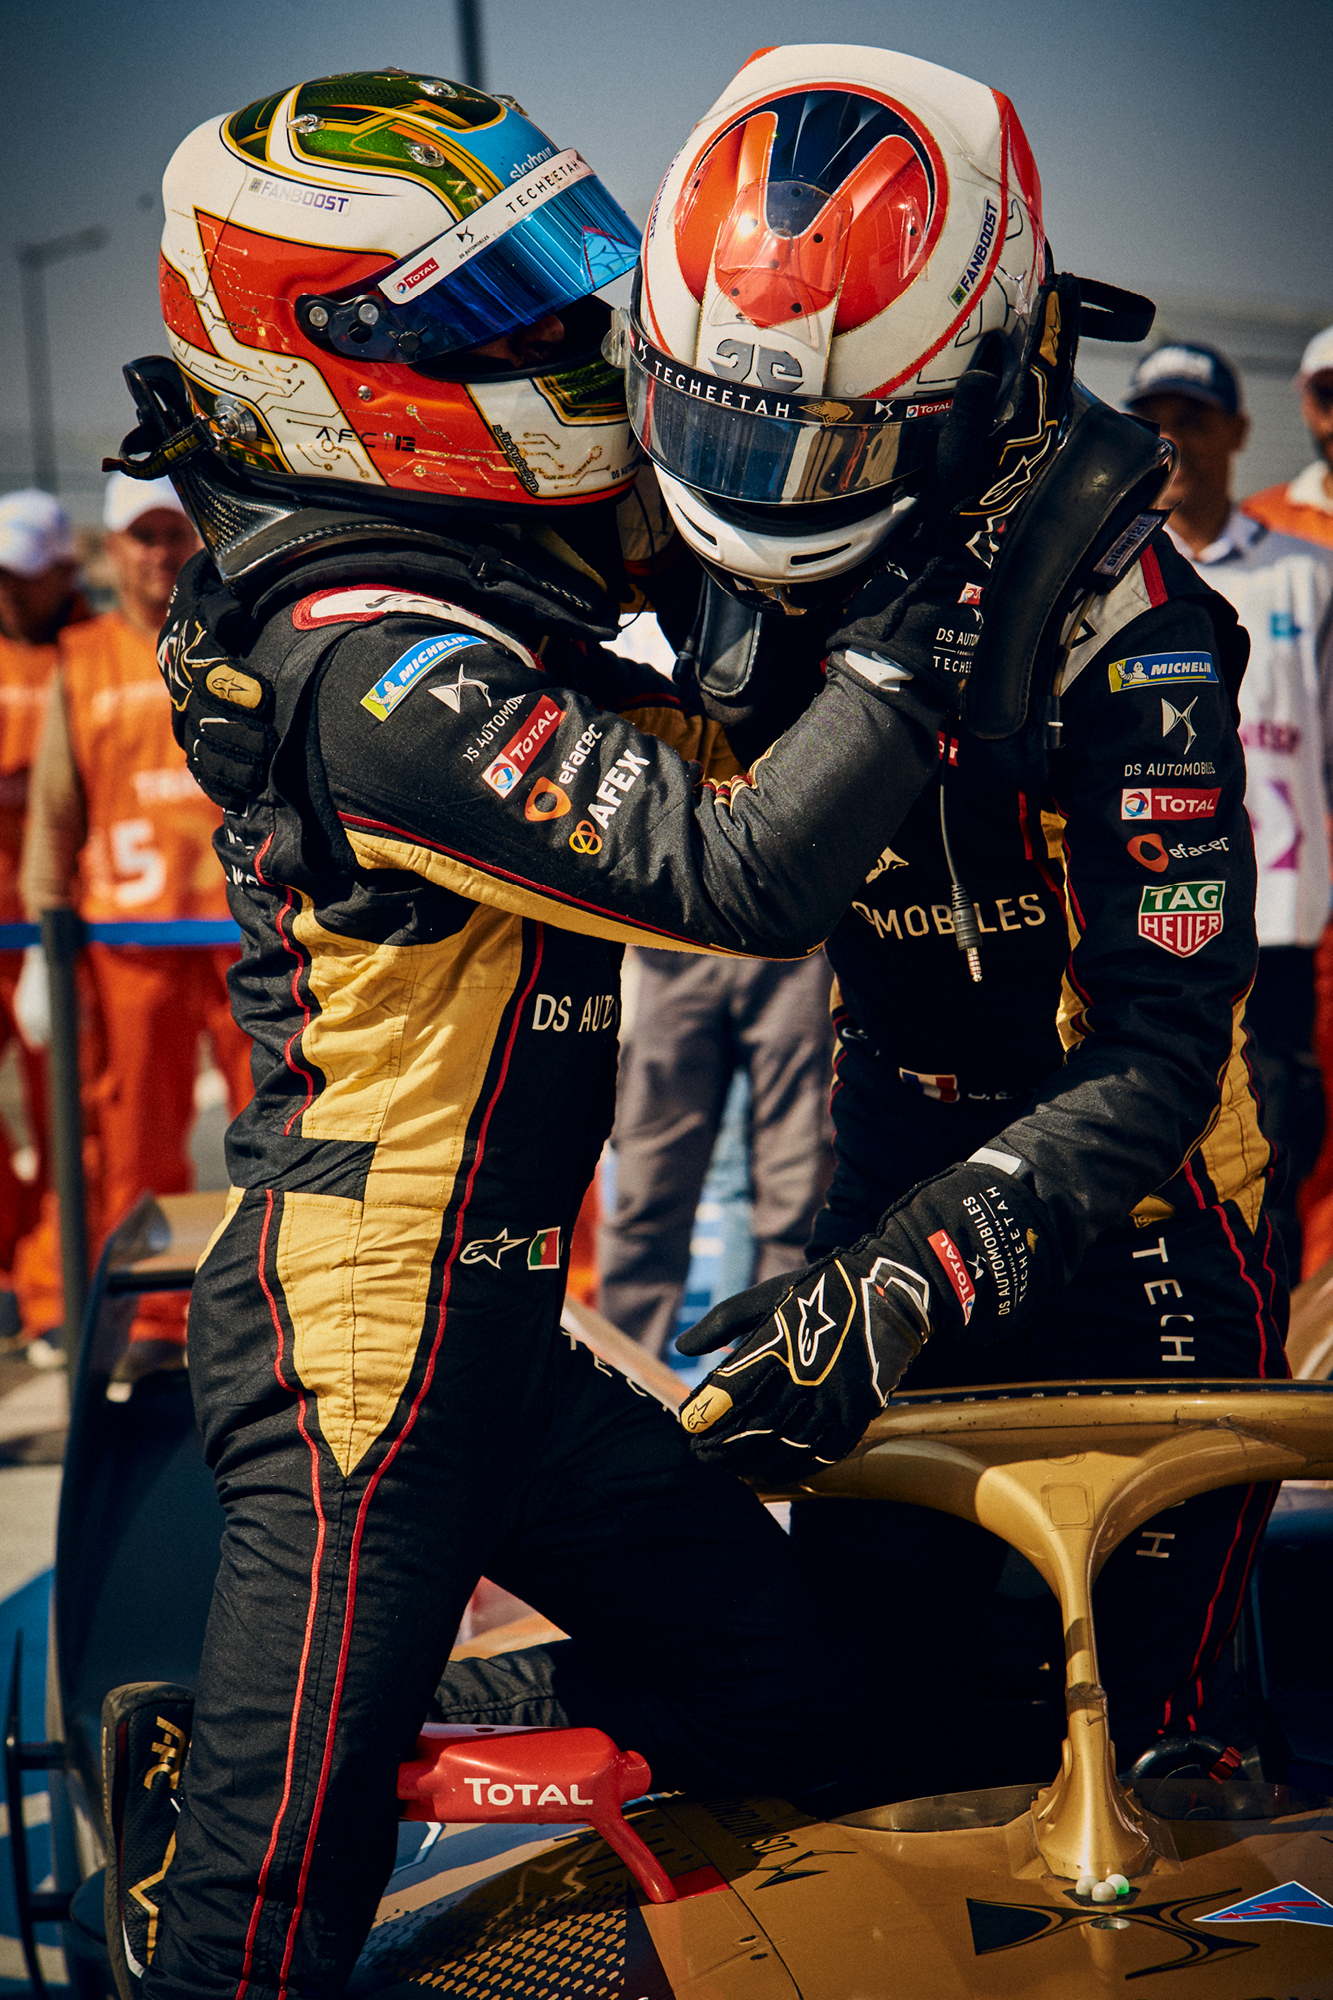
[963,389,1174,740]
[1056,533,1249,723]
[287,586,541,675]
[1148,535,1249,721]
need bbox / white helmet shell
[157,72,643,510]
[626,46,1047,583]
[641,44,1045,404]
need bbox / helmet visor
[625,322,949,507]
[300,151,640,363]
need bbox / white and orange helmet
[158,70,643,517]
[626,46,1047,582]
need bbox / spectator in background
[1127,343,1333,1274]
[599,950,834,1356]
[0,489,87,1347]
[17,471,251,1372]
[1244,325,1333,552]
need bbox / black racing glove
[824,537,990,715]
[676,1158,1056,1480]
[823,340,1007,714]
[157,554,277,810]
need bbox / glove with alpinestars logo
[676,1160,1055,1479]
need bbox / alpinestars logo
[769,1263,858,1385]
[460,1226,562,1270]
[795,1274,838,1366]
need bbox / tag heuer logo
[1138,879,1225,957]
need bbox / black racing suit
[792,533,1287,1784]
[146,537,945,2000]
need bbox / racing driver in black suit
[632,45,1286,1796]
[98,68,963,2000]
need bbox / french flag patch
[900,1068,959,1103]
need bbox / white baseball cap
[0,488,77,578]
[103,470,189,534]
[1297,325,1333,384]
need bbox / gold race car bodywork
[358,1380,1333,1999]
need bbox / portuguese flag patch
[528,1228,562,1270]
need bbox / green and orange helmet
[158,71,643,514]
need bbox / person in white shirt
[1242,324,1333,554]
[1127,342,1333,1273]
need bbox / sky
[1,0,1330,471]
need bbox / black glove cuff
[874,1156,1058,1341]
[181,698,277,809]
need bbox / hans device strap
[682,575,772,700]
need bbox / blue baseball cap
[1125,343,1243,416]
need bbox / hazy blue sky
[1,0,1329,457]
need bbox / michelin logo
[1108,652,1218,694]
[361,633,485,722]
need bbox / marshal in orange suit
[20,473,252,1362]
[0,488,89,1340]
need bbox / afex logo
[483,696,563,797]
[1121,786,1219,821]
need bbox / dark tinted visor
[625,322,950,506]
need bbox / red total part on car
[397,1722,678,1904]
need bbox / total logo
[1121,787,1219,821]
[393,256,439,295]
[928,1228,976,1324]
[482,695,564,797]
[462,1777,595,1807]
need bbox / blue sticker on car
[1195,1881,1333,1927]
